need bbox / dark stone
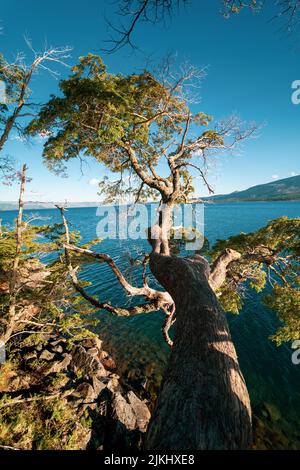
[68,382,97,410]
[127,391,151,433]
[39,349,55,361]
[92,377,107,396]
[80,337,102,350]
[86,347,99,357]
[51,344,64,354]
[105,375,121,393]
[70,345,108,377]
[45,353,72,374]
[111,392,137,431]
[23,351,37,361]
[51,339,67,346]
[101,356,117,372]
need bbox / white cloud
[290,171,298,176]
[271,175,279,180]
[88,178,100,186]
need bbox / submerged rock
[253,402,300,450]
[263,402,281,422]
[101,356,117,372]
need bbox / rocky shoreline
[0,335,151,450]
[1,330,299,450]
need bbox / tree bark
[2,164,27,344]
[209,248,241,291]
[144,252,252,450]
[8,164,27,319]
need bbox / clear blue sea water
[2,201,300,428]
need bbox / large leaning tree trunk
[62,201,252,450]
[144,219,252,450]
[60,202,252,450]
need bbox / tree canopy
[27,54,255,205]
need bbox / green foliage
[210,217,300,344]
[26,54,220,202]
[0,217,99,343]
[0,360,18,392]
[249,268,267,292]
[26,59,179,168]
[0,223,52,269]
[0,396,92,450]
[265,286,300,346]
[169,226,207,255]
[212,217,300,259]
[0,208,101,450]
[0,53,28,106]
[217,286,243,314]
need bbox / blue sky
[1,0,300,202]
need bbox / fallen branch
[162,310,176,347]
[0,389,75,408]
[56,206,171,317]
[0,445,20,450]
[63,242,173,309]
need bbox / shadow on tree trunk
[145,253,252,450]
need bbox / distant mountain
[206,175,300,203]
[0,201,100,211]
[1,175,300,210]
